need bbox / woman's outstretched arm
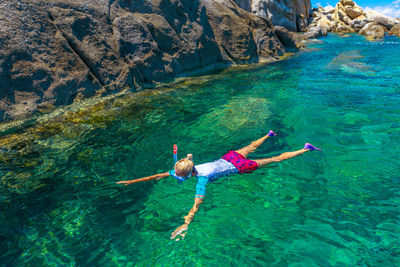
[116,172,170,185]
[170,196,204,241]
[170,176,208,240]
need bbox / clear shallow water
[1,34,400,266]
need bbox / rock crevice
[48,11,106,88]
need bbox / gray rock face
[304,26,323,38]
[273,26,300,50]
[0,0,289,122]
[233,0,312,32]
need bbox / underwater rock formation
[0,0,300,122]
[306,0,400,39]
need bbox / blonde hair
[174,155,194,177]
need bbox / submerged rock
[0,0,291,122]
[327,50,374,75]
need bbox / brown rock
[365,10,398,30]
[0,1,102,121]
[340,0,355,7]
[389,24,400,37]
[344,6,364,19]
[49,7,130,90]
[359,22,388,39]
[205,1,284,63]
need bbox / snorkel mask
[170,144,197,184]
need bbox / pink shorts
[222,151,259,173]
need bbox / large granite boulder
[0,0,287,122]
[389,24,400,38]
[304,26,324,38]
[349,15,368,32]
[344,5,364,19]
[364,10,398,31]
[359,22,388,40]
[317,15,334,36]
[333,0,365,30]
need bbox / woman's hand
[170,224,188,241]
[170,198,202,241]
[116,180,133,185]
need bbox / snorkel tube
[173,144,178,164]
[170,144,195,184]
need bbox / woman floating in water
[117,131,321,241]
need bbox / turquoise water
[1,34,400,266]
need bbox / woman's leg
[254,148,308,167]
[235,130,275,158]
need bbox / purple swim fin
[267,130,276,137]
[304,143,321,151]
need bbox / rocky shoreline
[0,0,309,122]
[306,0,400,40]
[0,0,399,123]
